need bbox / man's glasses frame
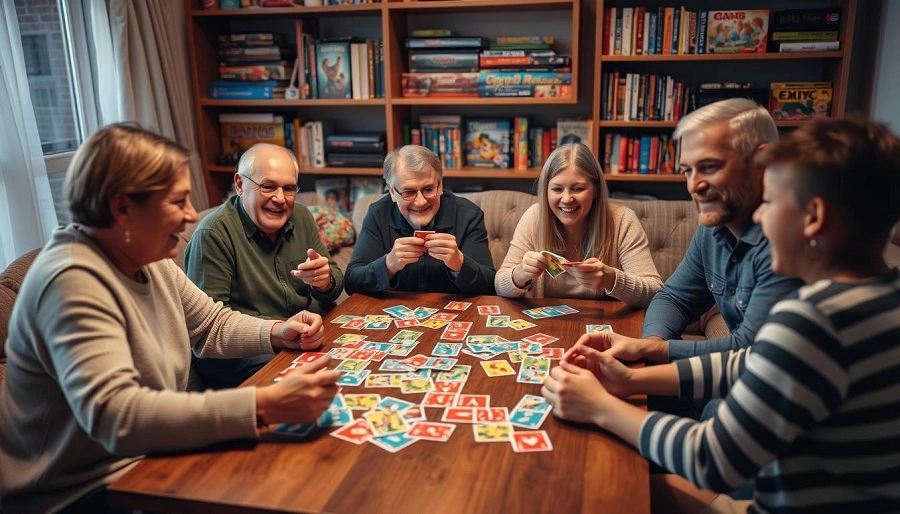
[240,174,300,198]
[391,183,440,201]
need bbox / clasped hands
[386,232,464,276]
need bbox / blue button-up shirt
[642,220,802,361]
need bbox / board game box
[769,82,832,120]
[464,119,511,168]
[706,9,769,53]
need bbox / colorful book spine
[406,38,484,49]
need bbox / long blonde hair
[536,143,616,263]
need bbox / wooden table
[109,292,649,514]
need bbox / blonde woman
[495,143,662,307]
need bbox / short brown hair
[383,145,442,187]
[65,123,189,227]
[756,117,900,245]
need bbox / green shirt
[184,196,344,319]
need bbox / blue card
[337,370,370,386]
[378,396,415,412]
[370,432,418,453]
[433,342,462,356]
[317,407,353,427]
[273,423,316,437]
[509,408,550,429]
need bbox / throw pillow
[306,206,355,252]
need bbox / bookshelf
[187,0,860,205]
[186,0,580,205]
[591,0,858,191]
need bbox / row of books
[405,116,592,170]
[602,133,677,175]
[401,71,571,99]
[602,8,771,55]
[216,113,325,168]
[599,73,694,122]
[767,8,842,53]
[324,133,386,168]
[293,20,385,100]
[215,33,292,98]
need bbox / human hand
[562,257,616,291]
[564,331,651,363]
[513,251,548,288]
[385,236,427,276]
[256,356,341,425]
[564,342,634,398]
[423,233,464,272]
[273,310,325,350]
[291,249,332,291]
[541,360,612,424]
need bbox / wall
[871,0,900,130]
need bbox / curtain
[0,3,59,268]
[83,0,209,210]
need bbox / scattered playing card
[394,318,419,328]
[330,314,362,324]
[343,393,381,410]
[337,370,370,386]
[330,418,375,444]
[364,409,410,436]
[508,319,537,331]
[509,408,551,430]
[432,342,462,357]
[383,305,416,320]
[444,301,472,311]
[442,407,476,423]
[481,360,515,377]
[333,334,367,344]
[292,351,328,364]
[510,430,553,452]
[335,359,369,373]
[586,324,613,333]
[317,407,353,427]
[370,432,418,453]
[516,356,551,384]
[514,394,552,414]
[522,333,559,345]
[431,312,458,321]
[423,391,459,408]
[540,347,564,359]
[486,315,510,328]
[455,394,489,408]
[473,423,512,442]
[408,421,455,442]
[477,305,501,315]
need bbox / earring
[124,229,131,244]
[804,238,821,260]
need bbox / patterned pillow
[306,206,355,251]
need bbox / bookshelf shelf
[191,4,382,17]
[605,174,685,183]
[199,98,388,108]
[387,0,574,12]
[391,97,578,106]
[601,51,843,62]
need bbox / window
[14,0,84,223]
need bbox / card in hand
[413,230,435,240]
[540,250,568,278]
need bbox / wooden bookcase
[187,0,858,205]
[591,0,858,190]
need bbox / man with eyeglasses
[184,143,344,387]
[345,145,495,295]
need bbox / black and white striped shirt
[640,269,900,513]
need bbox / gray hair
[383,145,443,187]
[237,143,300,179]
[674,98,778,159]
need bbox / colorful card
[586,324,613,333]
[317,407,353,427]
[369,432,418,453]
[378,396,415,412]
[413,307,439,319]
[401,404,426,422]
[419,319,449,329]
[330,314,362,324]
[517,357,551,384]
[422,391,458,408]
[510,430,553,452]
[473,423,512,442]
[433,342,463,357]
[441,329,468,341]
[408,421,455,442]
[444,301,472,311]
[383,304,416,319]
[337,370,370,386]
[388,341,419,356]
[486,315,510,328]
[455,394,490,408]
[400,376,435,394]
[364,408,410,436]
[343,393,381,410]
[330,418,375,444]
[340,318,368,330]
[362,342,395,352]
[475,407,509,423]
[521,308,550,319]
[541,347,564,359]
[540,250,568,278]
[292,351,328,364]
[365,373,402,388]
[391,330,423,343]
[522,333,559,345]
[379,359,416,372]
[442,407,476,423]
[509,408,551,430]
[413,230,435,239]
[334,334,367,344]
[514,394,552,413]
[508,319,537,331]
[431,312,458,321]
[477,305,501,315]
[335,359,369,373]
[363,320,391,330]
[435,365,471,382]
[433,380,463,394]
[481,360,515,377]
[273,423,316,437]
[394,318,419,328]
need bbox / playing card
[486,315,510,328]
[413,307,439,319]
[369,432,418,453]
[408,421,455,442]
[391,330,423,343]
[467,335,499,345]
[399,376,435,394]
[340,318,368,330]
[481,360,515,377]
[422,391,458,408]
[521,308,550,319]
[421,357,457,371]
[413,230,435,240]
[330,314,362,324]
[522,333,559,345]
[363,320,391,330]
[517,342,543,354]
[273,423,316,437]
[541,347,564,359]
[337,370,370,386]
[400,404,426,422]
[329,347,357,360]
[399,354,430,368]
[388,341,419,356]
[555,305,579,315]
[455,394,489,408]
[335,359,369,373]
[475,407,509,423]
[343,393,381,410]
[433,380,463,394]
[517,357,551,384]
[442,407,476,423]
[292,351,328,364]
[364,408,410,436]
[508,319,537,331]
[435,365,471,382]
[444,301,472,311]
[346,349,377,361]
[586,324,613,333]
[330,418,375,444]
[447,321,473,330]
[510,430,553,452]
[432,342,462,357]
[540,250,568,278]
[441,329,468,341]
[333,334,367,344]
[509,408,551,430]
[477,305,501,315]
[472,423,512,442]
[514,394,552,413]
[507,351,527,363]
[383,305,416,319]
[394,318,419,328]
[363,342,395,352]
[317,407,353,427]
[365,374,402,388]
[379,359,416,372]
[419,319,449,329]
[431,312,458,321]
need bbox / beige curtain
[90,0,209,210]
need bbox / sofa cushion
[306,206,356,252]
[617,199,698,282]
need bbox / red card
[522,333,559,345]
[330,419,375,445]
[292,352,327,364]
[455,394,489,408]
[414,230,435,239]
[540,347,564,359]
[511,430,553,452]
[442,407,476,423]
[433,380,463,394]
[422,392,458,407]
[475,407,509,423]
[408,421,455,442]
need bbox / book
[315,40,352,99]
[556,119,593,152]
[769,82,832,120]
[706,9,769,53]
[464,119,511,168]
[777,41,840,52]
[315,177,349,213]
[478,71,572,98]
[401,73,479,97]
[770,31,838,42]
[406,38,484,50]
[494,36,554,46]
[219,62,291,81]
[326,153,385,168]
[218,33,287,44]
[325,133,386,154]
[220,117,286,164]
[771,8,841,31]
[409,51,479,71]
[209,81,287,99]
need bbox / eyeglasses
[240,175,299,198]
[391,183,440,201]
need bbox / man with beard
[344,145,495,295]
[590,99,803,366]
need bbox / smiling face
[680,120,762,234]
[389,160,442,230]
[127,166,197,264]
[236,146,299,239]
[754,166,808,279]
[547,164,597,236]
